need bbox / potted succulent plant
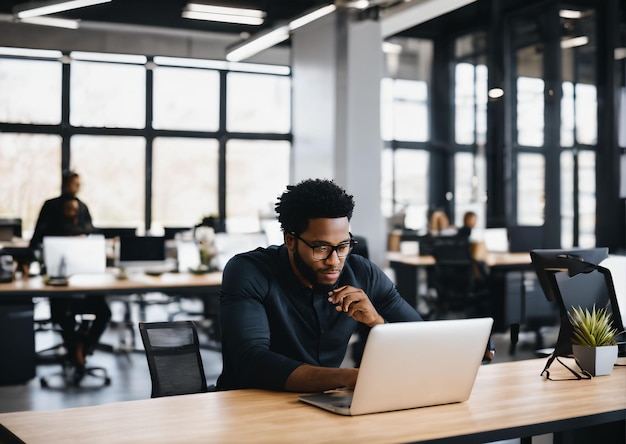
[568,305,621,376]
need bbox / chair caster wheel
[40,378,48,388]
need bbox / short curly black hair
[275,178,355,235]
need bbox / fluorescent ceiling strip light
[0,46,62,58]
[185,4,265,19]
[560,36,589,49]
[559,9,583,19]
[20,15,79,28]
[15,0,111,19]
[182,3,265,25]
[182,10,264,25]
[289,4,336,31]
[226,26,289,62]
[225,4,337,62]
[342,1,370,10]
[71,51,147,64]
[382,41,402,54]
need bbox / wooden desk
[0,271,222,298]
[0,359,624,444]
[387,251,534,330]
[386,251,531,268]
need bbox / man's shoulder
[224,245,282,271]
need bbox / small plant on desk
[568,305,622,376]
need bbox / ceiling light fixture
[19,15,80,28]
[225,4,336,62]
[226,26,289,62]
[560,36,589,49]
[382,41,402,54]
[14,0,111,19]
[488,88,504,99]
[182,4,265,25]
[559,9,583,19]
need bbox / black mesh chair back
[139,321,208,398]
[430,236,490,318]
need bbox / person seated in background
[457,211,489,281]
[217,178,422,392]
[457,211,477,239]
[428,209,457,236]
[30,171,111,374]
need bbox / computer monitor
[97,227,137,239]
[530,248,625,371]
[483,228,508,252]
[507,225,543,253]
[42,235,107,277]
[0,218,22,240]
[118,236,167,268]
[530,248,609,302]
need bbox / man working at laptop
[217,179,422,392]
[29,170,111,376]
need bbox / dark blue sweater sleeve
[218,255,302,391]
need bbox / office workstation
[0,1,625,443]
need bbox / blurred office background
[0,0,624,265]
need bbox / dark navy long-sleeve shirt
[216,244,422,391]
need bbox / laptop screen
[43,235,106,277]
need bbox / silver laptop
[299,317,493,416]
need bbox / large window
[225,140,290,232]
[380,37,432,231]
[70,55,146,129]
[152,138,219,229]
[381,78,429,142]
[152,67,220,131]
[454,62,487,146]
[70,135,145,228]
[516,153,545,226]
[0,134,61,236]
[452,33,488,227]
[226,72,291,134]
[381,148,430,231]
[0,57,62,125]
[0,48,292,237]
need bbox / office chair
[39,313,111,389]
[428,235,491,320]
[139,320,212,398]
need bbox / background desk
[0,272,222,384]
[387,251,540,330]
[0,359,624,443]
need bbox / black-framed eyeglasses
[291,233,357,261]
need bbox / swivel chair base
[40,358,111,389]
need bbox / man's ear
[285,232,296,251]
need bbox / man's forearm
[284,364,358,392]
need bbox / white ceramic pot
[572,344,618,376]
